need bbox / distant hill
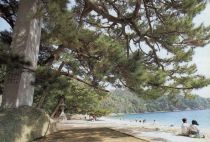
[100,89,210,113]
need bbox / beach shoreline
[56,117,210,142]
[108,108,210,116]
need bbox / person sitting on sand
[189,120,199,135]
[188,120,205,138]
[181,118,190,136]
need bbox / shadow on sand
[34,127,147,142]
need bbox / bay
[111,109,210,129]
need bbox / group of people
[135,119,146,123]
[181,118,205,138]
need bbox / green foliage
[146,95,210,112]
[42,1,77,46]
[100,89,147,113]
[34,66,108,115]
[100,89,210,113]
[89,109,111,117]
[33,66,70,112]
[65,80,106,114]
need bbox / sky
[0,2,210,97]
[192,2,210,98]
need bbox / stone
[0,106,57,142]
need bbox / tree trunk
[51,96,65,118]
[51,100,62,118]
[2,0,41,108]
[36,89,48,108]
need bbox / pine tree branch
[150,2,165,24]
[105,0,121,17]
[144,37,164,70]
[58,61,65,72]
[148,82,195,90]
[59,70,109,92]
[119,79,136,92]
[86,0,142,24]
[36,87,48,108]
[0,0,18,29]
[133,0,141,18]
[143,0,153,33]
[42,44,65,66]
[86,0,123,23]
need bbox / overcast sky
[192,2,210,98]
[0,2,210,97]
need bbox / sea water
[111,109,210,129]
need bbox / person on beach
[189,120,199,135]
[188,120,205,138]
[181,118,190,136]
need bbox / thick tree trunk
[2,0,41,108]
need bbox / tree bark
[2,0,41,108]
[51,96,65,118]
[36,89,48,108]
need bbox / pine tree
[0,0,210,109]
[72,0,210,98]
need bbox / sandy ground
[34,128,147,142]
[35,118,210,142]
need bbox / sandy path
[34,128,147,142]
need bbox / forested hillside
[100,89,210,113]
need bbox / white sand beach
[56,117,210,142]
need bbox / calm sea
[111,109,210,129]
